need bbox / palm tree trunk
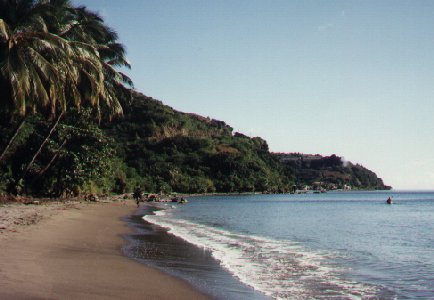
[22,112,64,178]
[37,139,67,177]
[0,117,26,163]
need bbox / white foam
[144,212,378,299]
[153,210,167,217]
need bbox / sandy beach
[0,200,209,299]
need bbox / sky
[72,0,434,190]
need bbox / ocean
[124,191,434,299]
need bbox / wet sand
[0,201,210,299]
[125,204,269,300]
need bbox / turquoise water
[144,191,434,299]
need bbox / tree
[47,1,133,118]
[0,0,131,128]
[1,0,80,117]
[23,108,116,197]
[0,0,132,194]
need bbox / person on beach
[133,186,143,207]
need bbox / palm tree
[0,0,72,161]
[1,1,72,117]
[1,0,132,118]
[0,0,132,186]
[48,0,133,119]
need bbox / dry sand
[0,200,210,299]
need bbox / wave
[144,209,378,299]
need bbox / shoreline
[132,202,270,300]
[0,199,210,299]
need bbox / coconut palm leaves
[47,0,133,119]
[68,6,133,119]
[0,0,133,185]
[0,0,132,119]
[0,28,72,116]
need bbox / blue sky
[73,0,434,190]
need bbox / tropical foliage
[0,0,131,118]
[101,92,388,194]
[0,0,131,196]
[276,153,391,190]
[102,92,291,194]
[1,109,115,196]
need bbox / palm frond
[1,0,131,120]
[0,18,10,40]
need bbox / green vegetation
[0,1,390,198]
[0,0,131,197]
[102,92,291,194]
[277,153,391,190]
[102,92,389,194]
[0,109,115,196]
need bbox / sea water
[142,191,434,299]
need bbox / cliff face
[113,91,234,141]
[275,153,391,190]
[103,91,391,193]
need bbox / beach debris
[147,194,159,202]
[84,194,99,202]
[24,200,41,205]
[0,208,43,235]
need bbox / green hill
[0,90,391,197]
[102,91,390,194]
[103,91,291,194]
[276,153,391,191]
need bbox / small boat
[386,197,393,204]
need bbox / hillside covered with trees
[276,153,391,191]
[102,91,291,194]
[101,91,391,194]
[0,88,391,197]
